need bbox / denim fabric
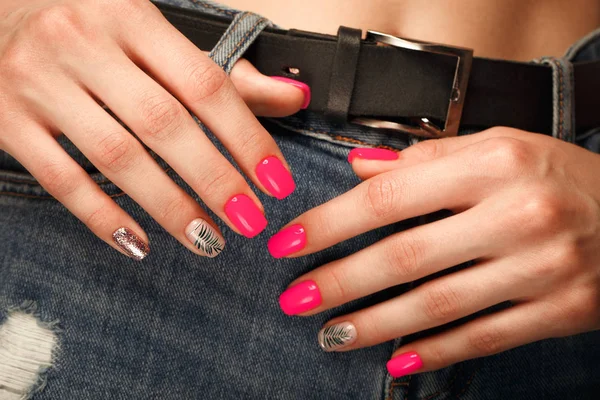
[1,1,599,399]
[208,11,271,74]
[533,57,575,142]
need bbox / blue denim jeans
[1,1,599,399]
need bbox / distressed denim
[1,1,599,399]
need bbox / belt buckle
[352,31,473,138]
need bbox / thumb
[229,58,310,117]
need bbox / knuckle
[137,94,186,141]
[427,342,453,368]
[422,283,462,322]
[321,267,348,303]
[479,137,530,175]
[83,203,112,231]
[157,194,187,222]
[0,42,35,82]
[521,189,565,231]
[96,132,137,173]
[553,241,585,271]
[385,235,425,278]
[411,139,443,160]
[194,165,236,199]
[184,60,228,104]
[467,327,505,356]
[365,175,401,219]
[39,162,79,197]
[28,4,86,43]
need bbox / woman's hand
[0,0,307,260]
[269,127,600,377]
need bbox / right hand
[0,0,308,260]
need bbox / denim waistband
[1,0,600,175]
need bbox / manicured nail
[348,148,399,163]
[270,76,311,109]
[268,224,306,258]
[386,351,423,378]
[279,280,322,315]
[318,322,357,352]
[224,194,267,238]
[185,218,225,257]
[256,156,296,200]
[112,227,149,261]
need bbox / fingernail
[318,322,357,352]
[256,156,296,200]
[386,351,423,378]
[185,218,225,257]
[268,224,306,258]
[270,76,311,109]
[112,227,149,261]
[348,148,399,163]
[224,194,267,238]
[279,280,322,316]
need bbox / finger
[32,76,226,257]
[281,202,504,316]
[268,146,489,258]
[315,255,530,352]
[228,58,309,116]
[349,128,520,180]
[72,46,268,237]
[4,122,150,260]
[119,6,297,200]
[385,301,553,377]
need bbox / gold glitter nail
[112,227,149,261]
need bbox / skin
[224,0,600,375]
[0,0,305,258]
[1,0,599,380]
[221,0,600,61]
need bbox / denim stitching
[209,12,250,63]
[419,364,465,400]
[222,17,268,71]
[553,59,566,140]
[455,367,479,399]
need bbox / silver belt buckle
[352,31,474,138]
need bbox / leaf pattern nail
[185,219,225,258]
[318,322,357,352]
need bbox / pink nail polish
[386,351,423,378]
[270,76,311,109]
[256,156,296,200]
[348,148,399,163]
[268,224,306,258]
[279,280,322,316]
[224,194,267,238]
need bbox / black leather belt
[154,1,600,137]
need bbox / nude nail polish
[112,227,149,261]
[185,218,225,257]
[270,76,311,109]
[318,322,357,352]
[279,280,322,316]
[224,194,267,238]
[386,351,423,378]
[256,156,296,200]
[348,148,399,163]
[268,224,306,258]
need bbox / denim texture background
[0,0,599,399]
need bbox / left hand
[268,127,600,378]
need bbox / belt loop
[208,12,271,74]
[325,26,363,124]
[534,57,576,142]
